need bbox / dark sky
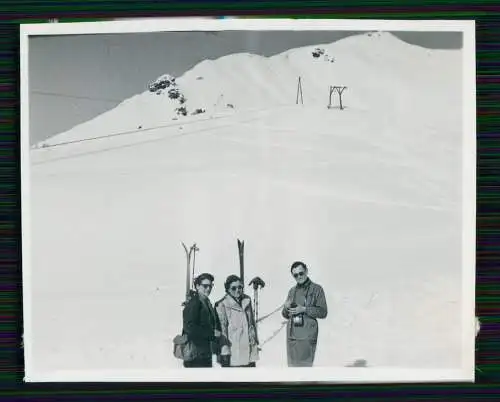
[29,30,462,144]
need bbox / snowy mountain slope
[36,31,461,147]
[28,32,464,375]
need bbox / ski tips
[181,242,199,253]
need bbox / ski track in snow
[27,32,464,375]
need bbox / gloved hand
[220,355,230,367]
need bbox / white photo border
[20,17,476,383]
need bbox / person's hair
[224,274,242,292]
[194,273,215,286]
[290,261,307,273]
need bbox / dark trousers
[220,356,256,368]
[183,357,212,368]
[231,362,256,368]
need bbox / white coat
[215,294,259,367]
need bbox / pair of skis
[182,242,199,303]
[239,239,266,342]
[237,239,245,286]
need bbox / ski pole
[254,286,259,324]
[248,276,265,343]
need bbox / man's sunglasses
[200,283,213,289]
[293,271,306,278]
[230,285,243,291]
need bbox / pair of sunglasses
[200,283,213,289]
[230,285,243,291]
[293,271,306,278]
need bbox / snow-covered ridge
[35,31,461,148]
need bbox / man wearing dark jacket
[282,261,328,367]
[182,273,221,368]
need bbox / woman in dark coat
[182,273,221,368]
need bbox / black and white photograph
[21,18,476,382]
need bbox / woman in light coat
[215,275,259,367]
